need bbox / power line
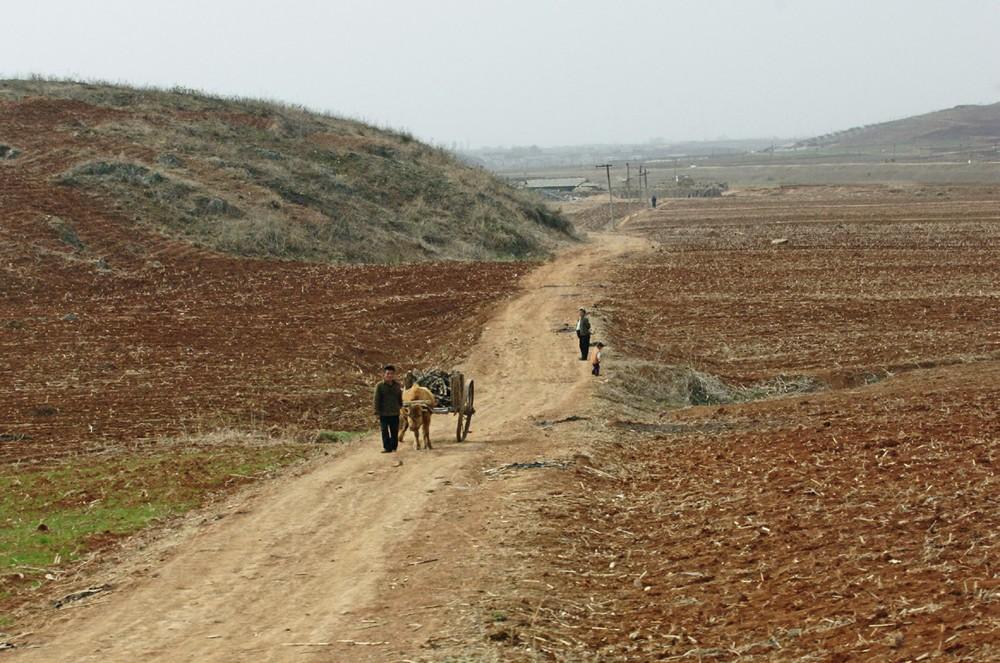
[595,164,614,225]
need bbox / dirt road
[9,233,647,662]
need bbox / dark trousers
[578,334,590,360]
[592,362,600,376]
[379,415,399,452]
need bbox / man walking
[576,308,591,361]
[374,364,403,453]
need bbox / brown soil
[0,92,532,623]
[610,185,1000,381]
[3,230,643,662]
[0,112,530,464]
[490,360,1000,660]
[477,185,1000,661]
[4,185,998,662]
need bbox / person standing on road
[373,364,403,453]
[576,308,592,361]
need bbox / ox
[400,373,437,450]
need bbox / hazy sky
[3,0,998,147]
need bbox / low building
[522,177,588,192]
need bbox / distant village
[458,138,779,171]
[515,175,728,201]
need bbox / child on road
[591,342,604,376]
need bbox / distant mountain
[797,102,1000,150]
[0,79,573,263]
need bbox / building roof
[523,177,588,189]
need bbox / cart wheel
[455,409,465,443]
[451,372,465,413]
[460,380,475,441]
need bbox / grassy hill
[796,101,1000,153]
[0,78,573,262]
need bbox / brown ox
[401,375,437,450]
[400,402,433,450]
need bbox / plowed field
[612,185,1000,381]
[1,190,527,466]
[1,97,530,464]
[0,96,535,625]
[483,186,1000,661]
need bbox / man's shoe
[381,449,392,453]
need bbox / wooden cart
[427,372,475,442]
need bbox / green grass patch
[0,444,313,620]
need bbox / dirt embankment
[0,78,574,263]
[553,195,647,231]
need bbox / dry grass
[0,77,575,263]
[599,359,822,420]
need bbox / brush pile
[409,368,455,408]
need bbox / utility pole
[625,162,631,200]
[596,164,614,225]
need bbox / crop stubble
[486,186,999,661]
[1,98,530,466]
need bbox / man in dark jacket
[373,364,403,453]
[576,308,592,360]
